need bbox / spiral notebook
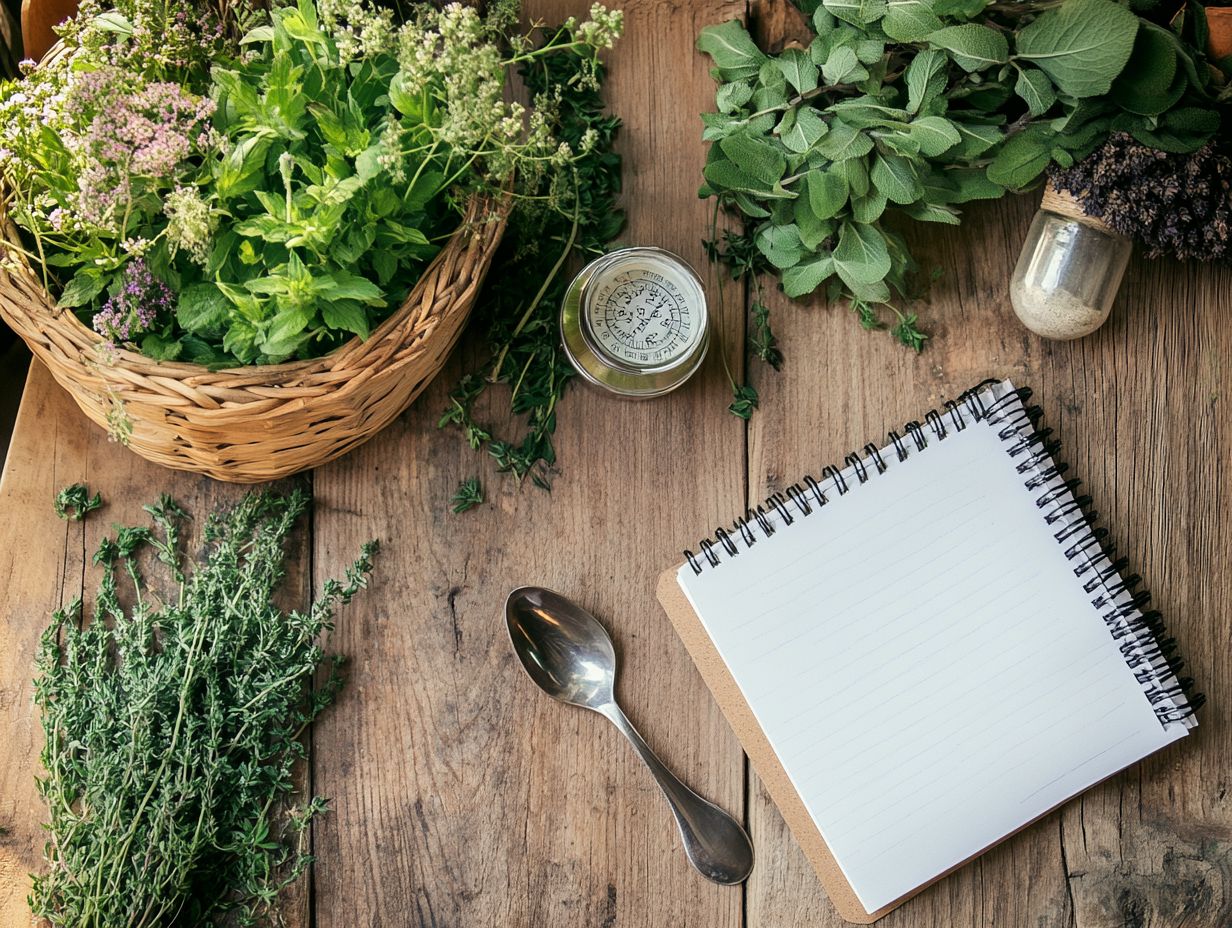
[656,379,1200,923]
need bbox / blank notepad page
[676,383,1186,913]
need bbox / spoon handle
[600,703,754,884]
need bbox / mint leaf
[58,271,107,309]
[176,283,230,334]
[697,21,767,80]
[1014,0,1138,98]
[926,24,1009,72]
[321,300,370,338]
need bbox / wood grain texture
[0,363,311,928]
[0,1,1228,926]
[744,191,1231,928]
[307,1,748,926]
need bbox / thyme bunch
[31,489,377,928]
[439,22,624,498]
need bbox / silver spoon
[505,586,754,884]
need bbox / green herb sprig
[53,483,103,521]
[439,23,625,495]
[31,488,376,927]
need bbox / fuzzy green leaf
[870,153,924,204]
[777,48,820,93]
[782,254,836,298]
[697,20,768,80]
[814,120,874,160]
[720,131,788,186]
[908,115,962,156]
[987,128,1054,188]
[780,107,829,153]
[833,220,892,285]
[926,24,1009,72]
[1014,68,1057,117]
[1014,0,1138,98]
[883,0,944,42]
[905,49,948,114]
[804,169,850,220]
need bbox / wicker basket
[0,195,506,482]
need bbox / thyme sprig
[32,489,377,928]
[438,22,624,497]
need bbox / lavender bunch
[1051,133,1232,263]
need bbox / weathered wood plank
[308,1,750,926]
[743,184,1231,927]
[0,363,312,928]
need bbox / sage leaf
[986,128,1054,188]
[804,169,850,220]
[926,24,1010,72]
[1014,68,1057,117]
[902,201,961,224]
[908,115,962,156]
[777,48,820,94]
[905,49,947,114]
[833,220,891,285]
[851,189,888,222]
[883,0,944,42]
[782,254,837,298]
[949,120,1004,159]
[1109,25,1180,117]
[1014,0,1138,98]
[780,107,829,153]
[720,130,788,186]
[815,120,874,160]
[824,0,888,26]
[834,156,871,197]
[822,46,868,85]
[870,153,923,204]
[697,20,767,80]
[756,223,807,269]
[716,80,754,114]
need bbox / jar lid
[560,247,709,398]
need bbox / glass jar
[1010,186,1132,341]
[560,247,710,398]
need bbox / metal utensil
[505,586,754,884]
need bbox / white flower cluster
[163,185,218,266]
[316,0,397,61]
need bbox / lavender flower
[91,258,175,346]
[1050,134,1232,264]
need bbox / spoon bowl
[505,586,754,885]
[506,586,617,710]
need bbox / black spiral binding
[683,379,1203,729]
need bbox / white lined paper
[676,381,1186,913]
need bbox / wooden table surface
[1,2,1229,926]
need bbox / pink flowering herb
[63,67,215,231]
[91,258,175,346]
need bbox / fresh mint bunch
[696,0,1222,355]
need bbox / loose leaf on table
[1014,0,1139,98]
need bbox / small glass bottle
[1010,184,1133,341]
[560,247,710,398]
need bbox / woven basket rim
[0,193,504,384]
